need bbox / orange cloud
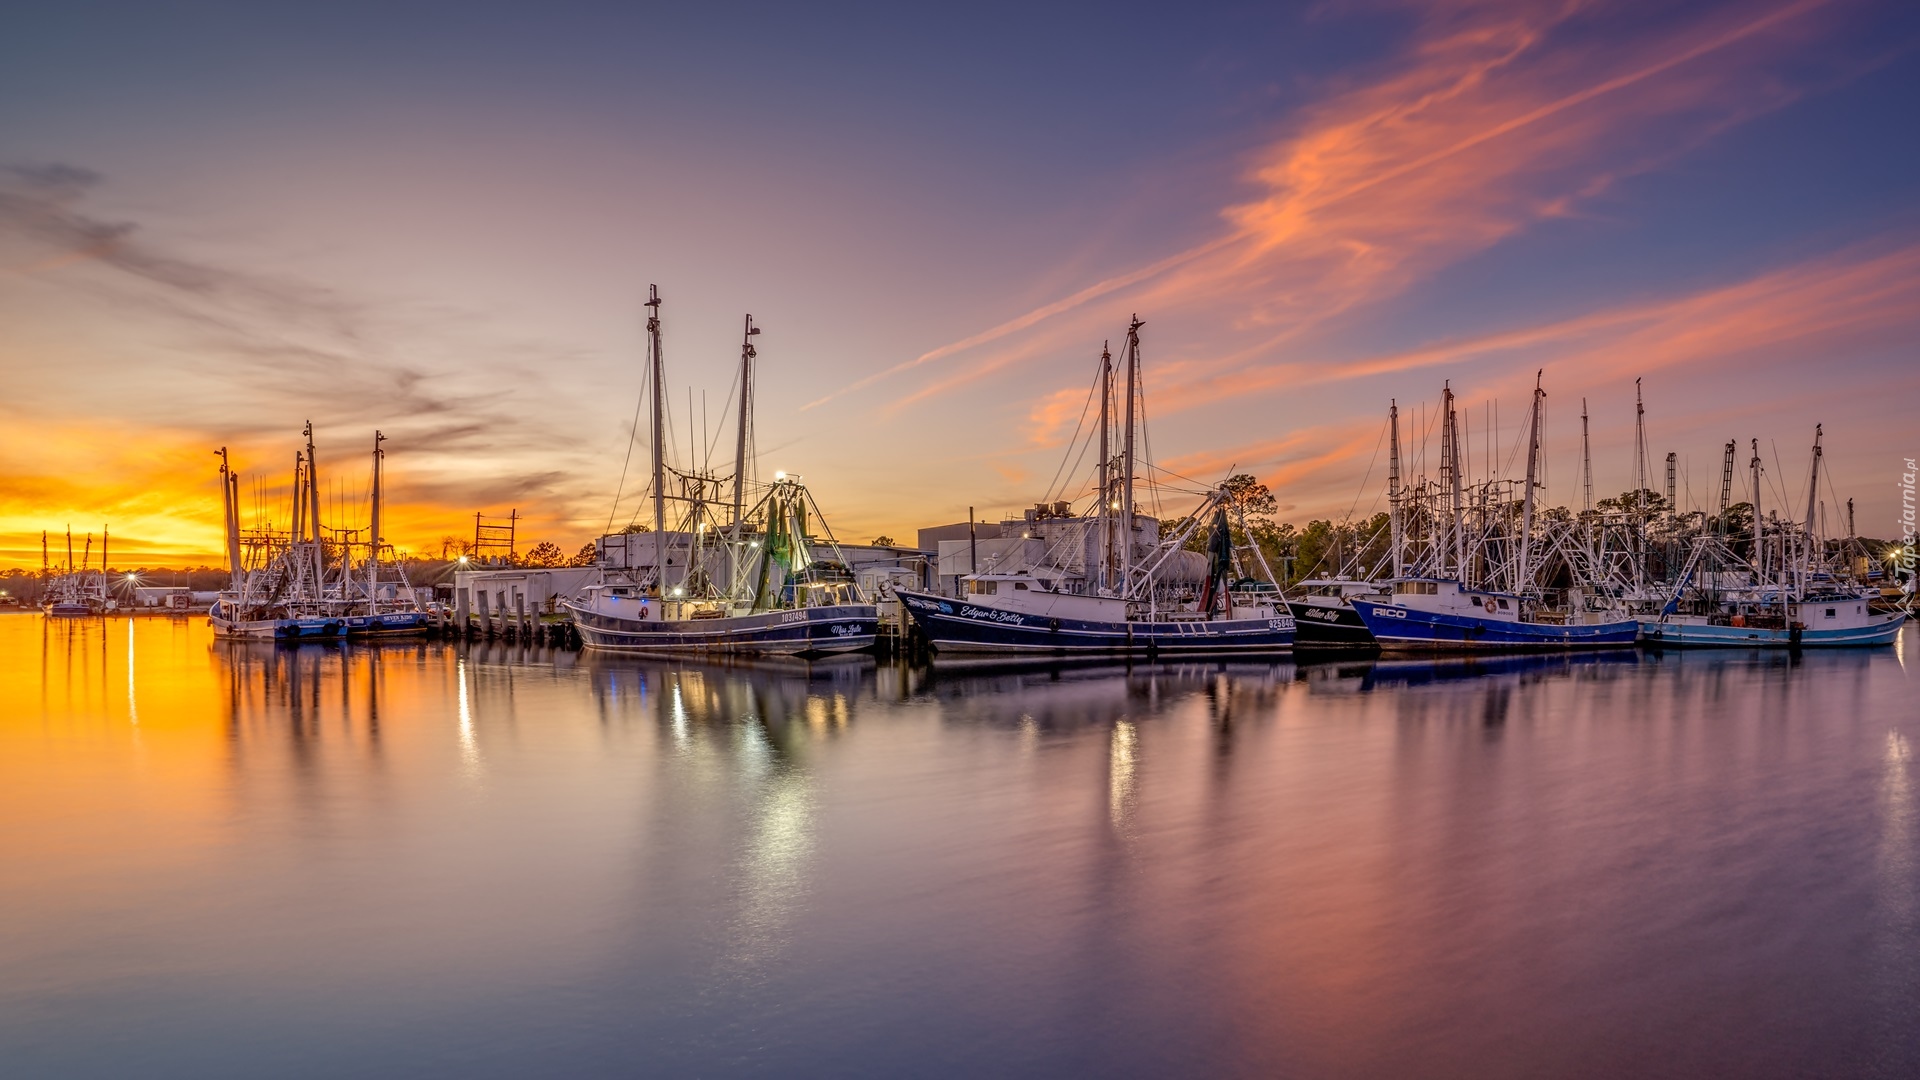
[839,0,1849,418]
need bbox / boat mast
[368,431,385,614]
[1441,383,1463,580]
[218,447,243,592]
[1632,379,1648,591]
[1717,440,1736,534]
[647,285,667,543]
[1802,423,1822,597]
[1388,400,1403,579]
[730,315,758,538]
[1519,371,1543,593]
[292,452,304,553]
[304,421,323,593]
[1750,439,1764,585]
[1097,342,1112,595]
[1120,316,1142,597]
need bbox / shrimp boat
[1286,580,1383,648]
[210,427,434,641]
[1351,376,1639,651]
[42,528,117,616]
[564,289,877,655]
[1639,428,1905,647]
[333,432,434,637]
[208,433,342,641]
[896,317,1295,656]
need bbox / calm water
[3,614,1916,1078]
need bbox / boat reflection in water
[3,615,1915,1078]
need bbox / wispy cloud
[828,0,1852,417]
[0,164,625,560]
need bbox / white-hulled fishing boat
[1640,427,1906,647]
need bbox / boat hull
[1350,598,1639,651]
[566,602,877,656]
[1639,613,1906,648]
[1286,601,1378,649]
[45,604,99,617]
[341,611,437,637]
[897,590,1295,655]
[211,615,344,641]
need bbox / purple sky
[2,0,1917,562]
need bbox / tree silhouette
[524,541,566,568]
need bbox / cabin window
[1496,598,1510,610]
[1395,581,1438,596]
[1014,582,1029,591]
[1857,606,1864,614]
[1825,608,1836,618]
[1470,596,1482,606]
[969,580,997,596]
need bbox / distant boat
[1639,427,1907,648]
[334,431,434,637]
[898,316,1294,657]
[208,433,343,642]
[1640,598,1904,647]
[41,527,116,617]
[565,291,877,656]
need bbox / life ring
[1484,599,1497,614]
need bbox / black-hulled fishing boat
[1285,579,1381,648]
[564,290,877,656]
[898,317,1293,657]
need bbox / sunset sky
[3,0,1917,566]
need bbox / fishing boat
[1639,428,1906,647]
[1352,376,1639,651]
[41,528,116,616]
[565,290,877,656]
[1286,579,1383,649]
[334,432,434,637]
[208,434,344,641]
[897,317,1294,656]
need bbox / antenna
[1579,399,1593,514]
[1633,378,1648,519]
